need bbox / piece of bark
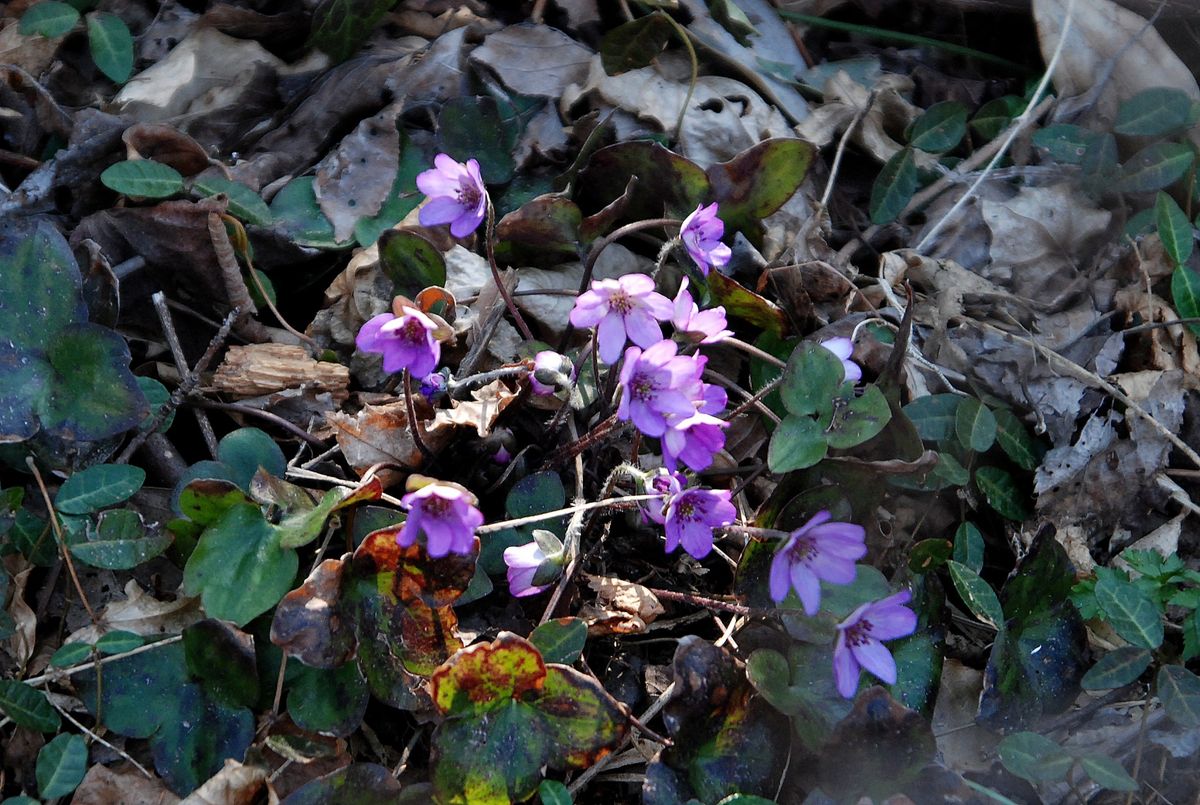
[211,344,350,402]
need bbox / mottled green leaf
[1157,664,1200,726]
[1083,647,1151,690]
[1171,265,1200,338]
[997,731,1072,782]
[378,229,447,298]
[824,384,891,449]
[70,508,171,570]
[56,464,144,514]
[184,619,259,709]
[438,96,518,184]
[953,521,984,573]
[947,561,1004,629]
[270,177,346,249]
[1032,124,1098,165]
[529,618,587,665]
[974,466,1029,521]
[954,397,996,452]
[1156,191,1194,266]
[217,427,287,488]
[779,341,844,417]
[1095,573,1164,649]
[901,394,961,443]
[992,407,1043,471]
[1116,142,1194,193]
[0,680,60,732]
[907,101,967,153]
[707,138,814,240]
[1115,87,1199,136]
[192,176,272,226]
[288,662,369,737]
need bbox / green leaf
[954,397,996,452]
[191,176,272,226]
[288,662,369,737]
[438,96,518,184]
[184,620,259,709]
[20,2,80,37]
[706,271,787,335]
[869,147,919,224]
[824,385,892,449]
[974,466,1029,521]
[706,138,815,241]
[481,471,566,576]
[1116,142,1194,193]
[1082,647,1151,690]
[1078,753,1138,791]
[529,618,587,665]
[600,14,673,74]
[953,521,984,573]
[353,135,428,247]
[1032,124,1098,165]
[36,734,87,799]
[779,341,844,417]
[1115,87,1198,136]
[907,101,967,153]
[1171,265,1200,338]
[50,642,93,667]
[217,427,287,488]
[1094,573,1164,649]
[270,177,346,249]
[183,503,297,626]
[908,538,952,573]
[947,561,1004,629]
[997,732,1073,782]
[95,630,144,654]
[101,159,184,199]
[970,96,1022,141]
[56,464,145,514]
[86,11,134,83]
[495,195,583,266]
[1156,191,1194,266]
[71,509,171,570]
[901,394,961,443]
[768,415,828,472]
[576,141,709,224]
[136,376,174,434]
[378,230,447,298]
[0,680,61,732]
[306,0,397,62]
[992,407,1043,471]
[1157,664,1200,726]
[538,779,573,805]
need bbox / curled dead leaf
[66,580,203,646]
[579,574,665,636]
[178,759,267,805]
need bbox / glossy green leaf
[1115,87,1198,136]
[136,376,174,434]
[218,427,287,488]
[1157,664,1200,726]
[192,176,272,226]
[288,662,369,737]
[56,464,144,514]
[706,271,787,335]
[947,561,1004,629]
[529,618,587,665]
[37,734,87,799]
[183,502,296,626]
[997,731,1072,782]
[1082,647,1151,690]
[50,642,93,667]
[539,780,573,805]
[270,177,345,249]
[1078,753,1138,791]
[970,95,1022,141]
[482,471,566,575]
[1116,142,1194,193]
[908,538,952,573]
[780,341,844,417]
[306,0,396,62]
[869,147,919,224]
[954,397,996,452]
[600,14,673,74]
[20,2,79,37]
[0,680,61,732]
[768,415,828,472]
[184,619,259,709]
[953,521,984,573]
[992,407,1043,471]
[95,630,144,654]
[438,96,518,184]
[907,101,967,153]
[70,509,171,570]
[1156,191,1194,266]
[177,479,251,526]
[378,230,447,297]
[901,394,961,443]
[576,141,709,222]
[824,385,892,449]
[974,466,1029,521]
[1171,265,1200,338]
[101,160,182,198]
[86,12,134,83]
[1094,573,1164,649]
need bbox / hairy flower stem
[645,587,757,617]
[403,370,434,462]
[725,336,787,368]
[485,199,535,341]
[541,412,621,469]
[448,365,528,396]
[476,493,664,535]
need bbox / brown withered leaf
[122,123,212,176]
[271,557,357,669]
[178,759,267,805]
[326,400,450,476]
[470,25,593,98]
[315,105,402,243]
[72,763,180,805]
[579,574,665,636]
[427,379,519,439]
[66,580,203,646]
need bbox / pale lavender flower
[397,482,483,558]
[671,278,732,344]
[657,474,736,560]
[769,511,867,615]
[356,307,441,377]
[680,202,732,275]
[617,340,706,438]
[569,274,674,364]
[416,154,488,237]
[661,411,727,472]
[529,350,574,396]
[820,337,863,383]
[833,590,918,698]
[503,542,551,597]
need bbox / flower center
[789,534,817,564]
[457,180,481,210]
[632,371,659,402]
[422,495,450,518]
[609,290,633,315]
[844,618,873,647]
[675,498,696,521]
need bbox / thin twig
[24,635,184,687]
[50,695,154,778]
[476,494,663,535]
[188,398,326,447]
[645,587,757,616]
[404,369,435,462]
[208,211,268,341]
[820,90,877,210]
[152,292,220,457]
[658,12,699,143]
[27,458,96,623]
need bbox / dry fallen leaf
[178,759,267,805]
[72,762,180,805]
[314,104,402,242]
[5,562,37,672]
[579,574,665,636]
[471,24,593,98]
[326,400,437,474]
[65,580,203,646]
[796,70,920,164]
[427,379,519,438]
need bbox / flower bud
[529,350,575,397]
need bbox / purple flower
[503,542,551,597]
[569,274,674,364]
[833,590,918,698]
[529,350,574,396]
[661,411,727,472]
[680,203,732,275]
[416,154,488,237]
[356,307,441,377]
[820,337,862,383]
[769,511,867,615]
[397,482,483,558]
[617,340,706,438]
[671,278,732,344]
[650,472,736,560]
[419,371,448,399]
